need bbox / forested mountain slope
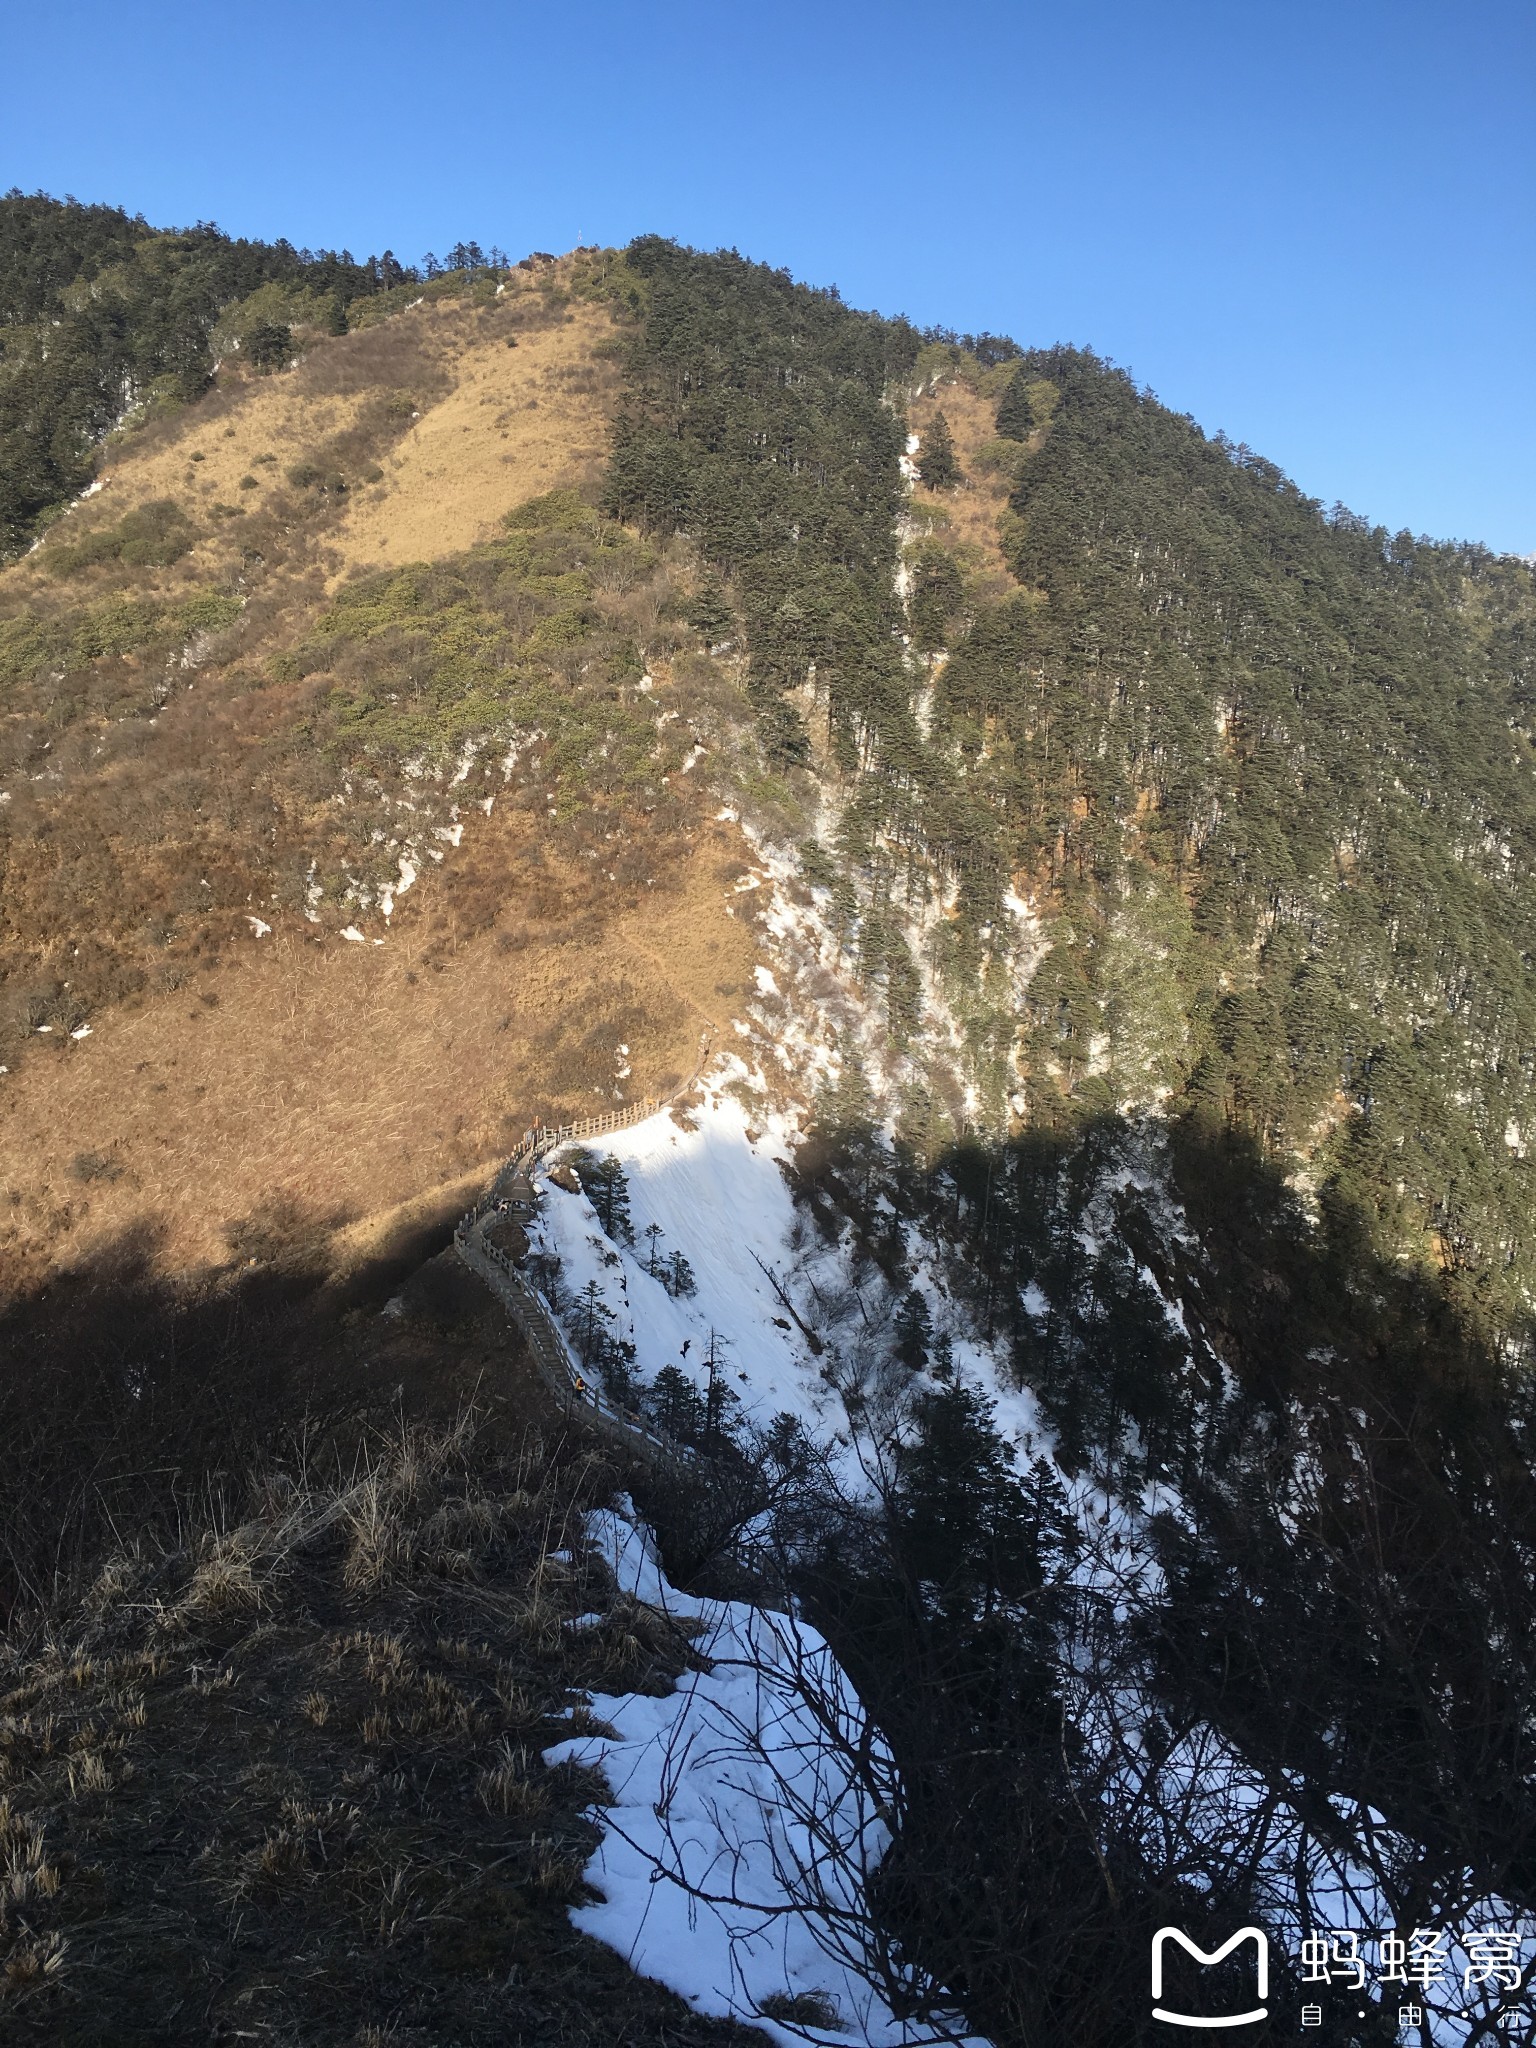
[3,202,1536,2046]
[611,237,1536,1356]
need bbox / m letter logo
[1152,1926,1269,2029]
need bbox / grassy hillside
[0,192,428,558]
[0,233,756,1291]
[0,1405,768,2047]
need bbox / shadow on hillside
[788,1103,1536,2042]
[0,1192,528,1630]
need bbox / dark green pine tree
[894,1288,933,1372]
[757,696,811,767]
[650,1363,706,1442]
[917,411,960,489]
[577,1153,634,1243]
[571,1279,615,1365]
[908,545,964,652]
[245,321,293,373]
[995,368,1035,441]
[893,1381,1042,1620]
[687,578,735,642]
[1019,1457,1081,1581]
[701,1329,739,1447]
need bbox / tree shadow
[783,1104,1536,2041]
[0,1189,486,1630]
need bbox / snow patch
[531,1092,833,1438]
[550,1504,987,2048]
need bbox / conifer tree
[245,321,293,373]
[687,579,735,642]
[917,411,960,489]
[576,1153,633,1243]
[650,1363,706,1441]
[895,1289,933,1372]
[995,368,1035,440]
[908,545,964,652]
[757,697,811,767]
[893,1381,1040,1619]
[571,1279,614,1365]
[701,1329,738,1448]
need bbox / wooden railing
[456,1223,704,1469]
[453,1036,715,1471]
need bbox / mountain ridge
[3,196,1536,2047]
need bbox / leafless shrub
[633,1435,1536,2046]
[757,1990,843,2029]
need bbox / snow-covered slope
[532,1086,830,1436]
[527,1072,1054,1474]
[549,1506,987,2048]
[521,1075,1529,2047]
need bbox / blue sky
[9,0,1533,552]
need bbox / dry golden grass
[907,376,1020,598]
[329,298,620,578]
[3,359,392,612]
[0,1416,765,2046]
[325,1164,507,1278]
[0,810,757,1283]
[114,383,359,526]
[14,381,368,591]
[4,264,621,607]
